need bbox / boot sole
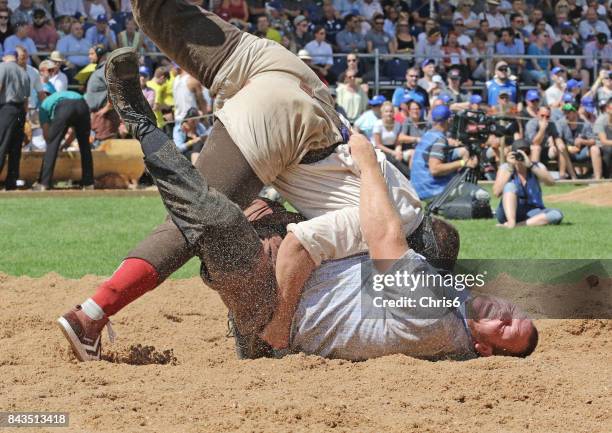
[57,317,99,362]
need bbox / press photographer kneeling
[493,140,563,228]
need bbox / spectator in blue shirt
[57,21,92,78]
[485,61,519,105]
[173,107,208,164]
[335,14,366,53]
[526,29,550,84]
[3,22,38,65]
[391,66,429,109]
[85,14,117,52]
[495,27,524,75]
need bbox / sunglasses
[539,114,550,119]
[0,16,8,20]
[408,74,419,78]
[499,94,510,99]
[347,58,357,62]
[497,66,509,72]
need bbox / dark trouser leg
[408,215,460,270]
[72,100,94,186]
[602,146,612,178]
[127,121,263,280]
[5,108,25,189]
[130,0,242,89]
[140,127,275,336]
[0,105,22,189]
[39,102,71,187]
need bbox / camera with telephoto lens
[449,110,519,156]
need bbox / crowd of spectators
[1,0,612,191]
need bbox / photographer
[173,107,208,164]
[493,140,562,229]
[411,105,478,200]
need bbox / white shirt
[545,84,565,107]
[49,72,68,93]
[372,119,401,146]
[359,0,383,21]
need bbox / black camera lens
[513,151,524,161]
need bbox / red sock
[91,258,159,316]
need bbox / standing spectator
[85,49,119,143]
[85,14,117,51]
[54,0,86,17]
[391,66,429,109]
[290,15,312,53]
[480,0,508,31]
[353,94,385,139]
[335,70,368,122]
[3,21,37,64]
[485,61,519,105]
[556,102,603,179]
[304,26,334,83]
[359,0,382,22]
[28,8,58,52]
[578,7,610,43]
[525,105,576,179]
[15,45,43,114]
[593,98,612,177]
[83,0,112,22]
[365,13,393,54]
[146,66,172,128]
[47,51,68,92]
[372,100,410,177]
[545,67,568,109]
[415,27,442,66]
[57,21,91,78]
[583,33,612,76]
[173,66,207,122]
[0,51,29,190]
[335,13,366,53]
[496,27,524,75]
[0,8,14,47]
[34,87,93,190]
[214,0,249,29]
[526,29,550,84]
[117,16,146,52]
[316,3,343,49]
[493,140,562,229]
[551,26,589,87]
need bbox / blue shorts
[496,183,564,225]
[570,146,590,162]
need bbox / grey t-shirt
[593,113,612,146]
[555,119,594,146]
[525,117,559,146]
[365,30,391,54]
[0,61,30,105]
[84,62,108,112]
[290,250,476,361]
[401,118,427,139]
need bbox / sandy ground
[0,273,610,433]
[546,182,612,207]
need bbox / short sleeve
[372,120,383,135]
[429,136,448,161]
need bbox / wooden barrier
[0,139,145,185]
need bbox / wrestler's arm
[350,134,408,270]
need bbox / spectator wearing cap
[468,94,483,110]
[479,0,508,32]
[566,78,583,100]
[411,104,477,200]
[578,7,609,43]
[28,8,58,52]
[304,26,335,83]
[314,3,343,49]
[417,58,437,94]
[0,51,30,190]
[583,33,612,74]
[138,66,155,109]
[57,21,91,76]
[353,94,385,139]
[525,29,550,84]
[556,101,603,179]
[289,15,313,53]
[54,0,86,18]
[493,139,562,229]
[34,87,93,190]
[11,0,50,27]
[551,25,590,87]
[485,61,518,105]
[46,52,69,92]
[3,22,37,65]
[592,97,612,177]
[415,27,442,67]
[335,68,367,122]
[85,14,117,51]
[296,49,327,85]
[214,0,249,29]
[520,89,541,126]
[84,0,112,23]
[335,13,366,53]
[372,100,409,177]
[495,27,524,75]
[440,68,470,107]
[173,107,208,164]
[391,66,429,109]
[366,13,393,55]
[545,67,568,109]
[525,105,577,179]
[578,95,597,125]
